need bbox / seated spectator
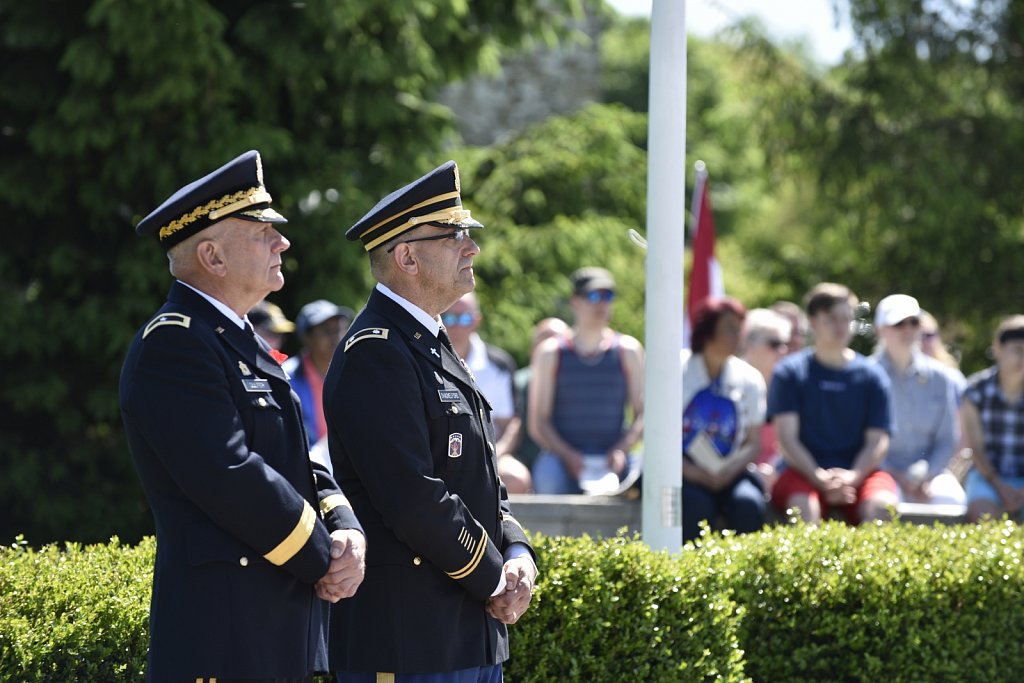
[769,282,898,524]
[963,315,1024,522]
[870,294,965,505]
[282,299,353,447]
[511,317,570,489]
[529,267,644,494]
[919,310,968,386]
[247,300,294,351]
[771,300,809,354]
[442,292,530,493]
[682,297,767,542]
[740,307,793,490]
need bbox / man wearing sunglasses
[322,161,536,683]
[528,266,645,495]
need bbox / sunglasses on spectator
[764,338,788,351]
[441,312,475,327]
[583,289,615,304]
[893,317,920,329]
[386,227,472,253]
[921,331,938,340]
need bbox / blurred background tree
[730,0,1024,364]
[4,0,1024,543]
[0,0,580,544]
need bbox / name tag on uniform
[242,378,272,392]
[438,390,461,402]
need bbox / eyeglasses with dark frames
[386,227,472,253]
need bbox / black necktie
[437,327,455,353]
[244,322,256,337]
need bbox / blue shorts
[965,469,1024,507]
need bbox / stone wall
[441,11,605,145]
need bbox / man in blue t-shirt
[768,282,897,524]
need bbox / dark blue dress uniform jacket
[323,288,534,675]
[120,282,359,682]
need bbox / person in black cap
[321,160,537,683]
[282,299,355,447]
[119,150,365,683]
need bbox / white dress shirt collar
[376,282,442,337]
[177,280,247,330]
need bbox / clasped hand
[818,467,859,505]
[315,529,366,603]
[485,556,537,625]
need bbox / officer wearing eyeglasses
[321,160,537,683]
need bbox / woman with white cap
[870,294,965,505]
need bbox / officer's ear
[391,242,419,276]
[195,237,228,277]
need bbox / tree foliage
[733,0,1024,369]
[0,0,579,544]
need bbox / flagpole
[641,0,686,554]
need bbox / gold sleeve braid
[263,500,316,566]
[445,525,488,580]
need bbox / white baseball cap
[874,294,921,328]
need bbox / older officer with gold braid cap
[120,150,365,683]
[323,161,537,683]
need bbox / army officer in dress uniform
[322,161,538,683]
[120,150,365,683]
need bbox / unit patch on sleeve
[448,432,463,458]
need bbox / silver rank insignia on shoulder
[448,432,463,458]
[431,347,441,358]
[142,313,191,339]
[238,361,251,376]
[344,327,389,352]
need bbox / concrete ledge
[508,494,968,539]
[892,502,968,525]
[509,494,640,538]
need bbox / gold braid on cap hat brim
[158,187,271,241]
[363,206,474,251]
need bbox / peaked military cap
[346,160,483,252]
[135,150,287,249]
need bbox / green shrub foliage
[694,520,1024,683]
[8,522,1024,681]
[506,533,748,682]
[0,536,152,681]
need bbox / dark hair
[690,296,747,353]
[803,282,857,318]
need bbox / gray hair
[743,308,792,348]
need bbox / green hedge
[0,536,151,681]
[5,522,1024,682]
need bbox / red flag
[684,164,724,345]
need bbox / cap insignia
[158,186,267,241]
